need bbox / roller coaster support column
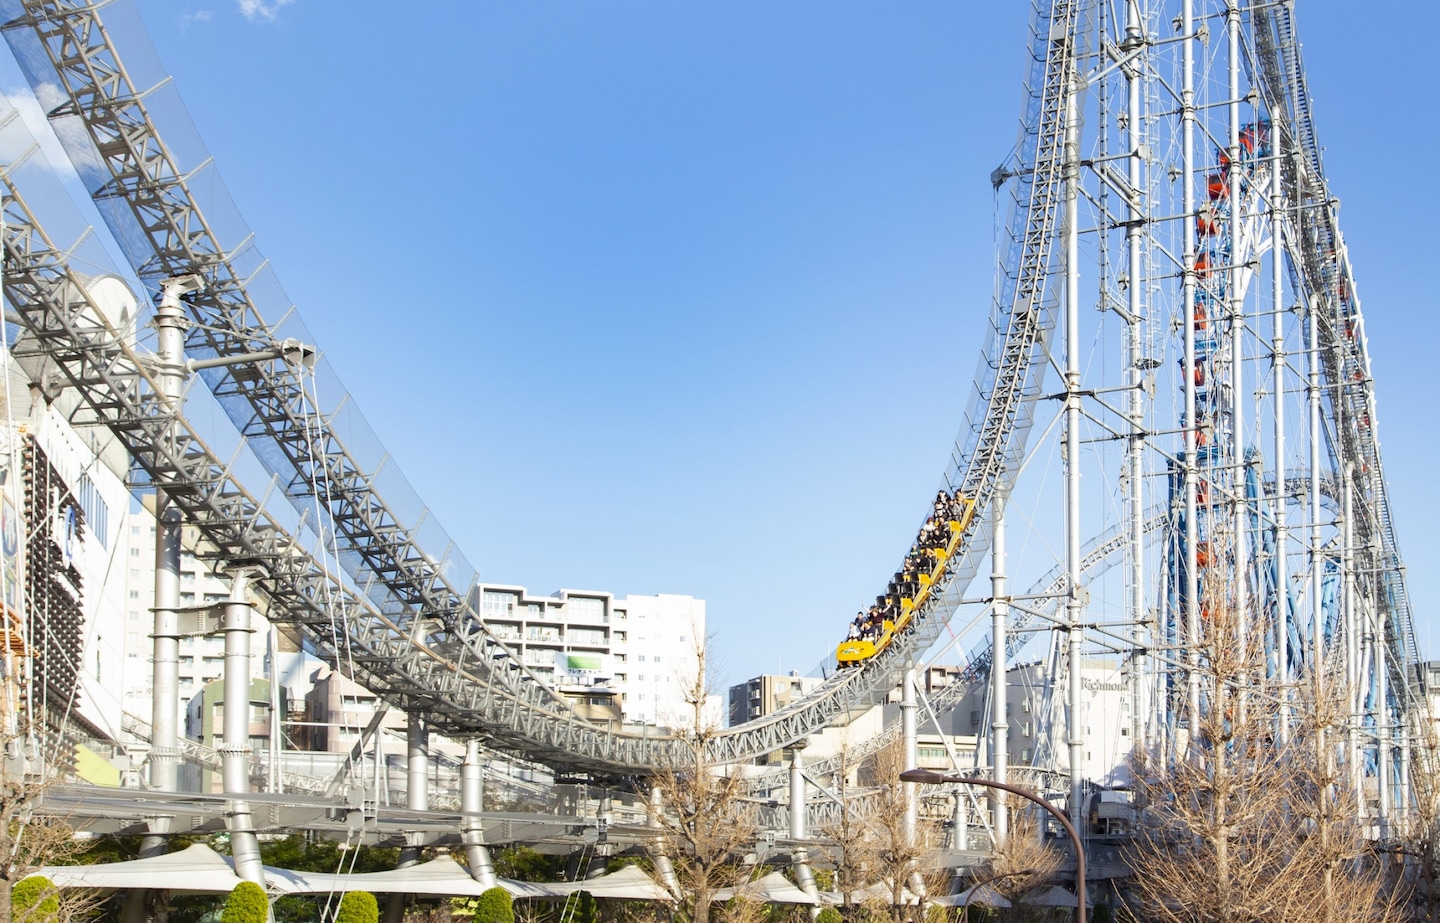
[991,488,1009,845]
[462,739,498,888]
[220,567,263,884]
[1062,47,1087,830]
[902,665,918,844]
[648,786,681,898]
[787,744,820,919]
[148,276,200,798]
[386,712,429,923]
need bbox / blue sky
[44,1,1439,688]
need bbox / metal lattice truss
[1248,5,1416,700]
[0,0,1084,775]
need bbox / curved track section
[0,0,1081,772]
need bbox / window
[637,655,646,663]
[128,590,139,599]
[482,592,516,616]
[567,597,605,622]
[76,474,108,548]
[130,548,141,558]
[970,710,981,725]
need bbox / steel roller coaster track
[0,0,1076,776]
[0,0,1414,784]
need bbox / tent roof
[934,884,1011,908]
[29,843,245,895]
[714,872,818,905]
[1021,885,1078,907]
[530,865,673,902]
[267,856,502,897]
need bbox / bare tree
[1390,700,1440,921]
[858,738,934,923]
[1126,555,1399,923]
[818,737,881,913]
[984,809,1062,923]
[648,635,758,923]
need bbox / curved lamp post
[899,768,1086,923]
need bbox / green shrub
[573,890,598,923]
[472,887,514,923]
[220,881,268,923]
[12,876,60,923]
[817,908,843,923]
[337,891,379,923]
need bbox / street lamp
[899,768,1086,923]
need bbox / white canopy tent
[527,865,673,902]
[714,872,818,905]
[27,843,245,894]
[933,884,1010,908]
[265,856,549,899]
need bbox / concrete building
[728,672,823,727]
[474,584,705,727]
[185,677,283,792]
[301,666,408,754]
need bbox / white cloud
[237,0,293,23]
[182,11,215,25]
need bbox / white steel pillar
[648,786,681,897]
[901,665,919,844]
[140,275,201,874]
[1271,136,1290,741]
[461,739,497,888]
[787,744,820,918]
[1181,0,1202,730]
[1122,0,1148,755]
[386,711,429,923]
[1063,52,1087,830]
[990,488,1009,845]
[220,568,263,884]
[1343,463,1360,798]
[1225,0,1248,646]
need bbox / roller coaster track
[1247,4,1416,702]
[0,0,1079,774]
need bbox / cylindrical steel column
[1063,54,1087,831]
[462,739,497,888]
[220,568,262,884]
[990,488,1009,845]
[901,665,919,844]
[386,711,429,923]
[787,744,819,919]
[648,786,681,897]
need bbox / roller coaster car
[835,494,979,667]
[836,620,894,665]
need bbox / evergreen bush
[573,890,598,923]
[336,891,379,923]
[12,876,60,923]
[472,886,514,923]
[817,907,843,923]
[220,881,268,923]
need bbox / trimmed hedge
[12,876,60,923]
[573,890,597,923]
[472,886,514,923]
[220,881,269,923]
[337,890,380,923]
